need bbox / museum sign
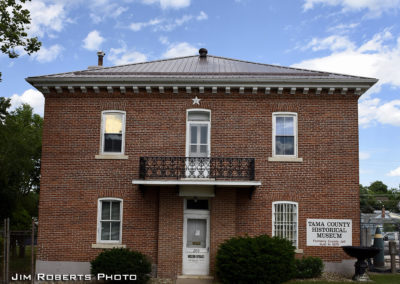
[307,219,352,247]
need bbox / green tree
[360,184,376,213]
[359,181,400,213]
[0,97,11,122]
[368,181,388,194]
[0,99,42,222]
[0,0,41,81]
[384,187,400,213]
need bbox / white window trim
[96,198,123,244]
[272,201,298,248]
[186,109,211,158]
[91,243,126,249]
[100,110,126,155]
[272,112,298,158]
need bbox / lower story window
[98,198,122,243]
[272,201,298,247]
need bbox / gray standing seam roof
[27,54,375,81]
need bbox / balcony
[139,157,255,180]
[133,157,261,193]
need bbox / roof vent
[97,51,105,66]
[199,48,208,58]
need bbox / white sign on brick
[307,219,352,247]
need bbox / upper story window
[101,111,126,154]
[272,112,297,157]
[272,201,298,248]
[186,109,211,158]
[97,198,123,243]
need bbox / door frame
[182,199,211,275]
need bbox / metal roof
[26,54,375,81]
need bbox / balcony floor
[132,179,261,187]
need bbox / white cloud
[387,166,400,177]
[130,18,163,31]
[25,1,69,37]
[88,0,128,23]
[292,30,400,91]
[10,89,45,117]
[359,99,400,127]
[305,35,355,51]
[303,0,400,17]
[359,151,371,160]
[31,44,63,63]
[327,22,360,34]
[142,0,191,9]
[358,29,393,52]
[159,36,170,45]
[158,11,207,31]
[130,11,207,32]
[108,43,147,65]
[175,14,193,25]
[293,30,400,128]
[196,11,208,20]
[162,42,197,58]
[82,30,105,51]
[154,15,192,31]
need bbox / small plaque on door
[188,255,204,258]
[192,241,201,245]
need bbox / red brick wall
[157,188,183,278]
[37,87,360,276]
[210,189,237,275]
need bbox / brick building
[26,49,377,281]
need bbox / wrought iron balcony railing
[139,157,255,180]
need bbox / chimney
[97,51,105,66]
[199,48,208,58]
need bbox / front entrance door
[182,200,210,275]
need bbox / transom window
[272,201,298,248]
[101,111,126,154]
[186,199,209,210]
[97,198,122,243]
[272,112,297,157]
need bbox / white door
[186,123,210,178]
[182,210,210,275]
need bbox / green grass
[0,245,36,278]
[285,273,400,284]
[285,279,347,284]
[370,273,400,284]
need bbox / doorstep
[176,275,214,284]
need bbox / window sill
[268,157,303,163]
[295,249,304,254]
[92,243,126,249]
[95,154,129,160]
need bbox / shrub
[90,248,151,284]
[216,235,296,284]
[295,256,324,279]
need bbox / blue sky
[1,0,400,188]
